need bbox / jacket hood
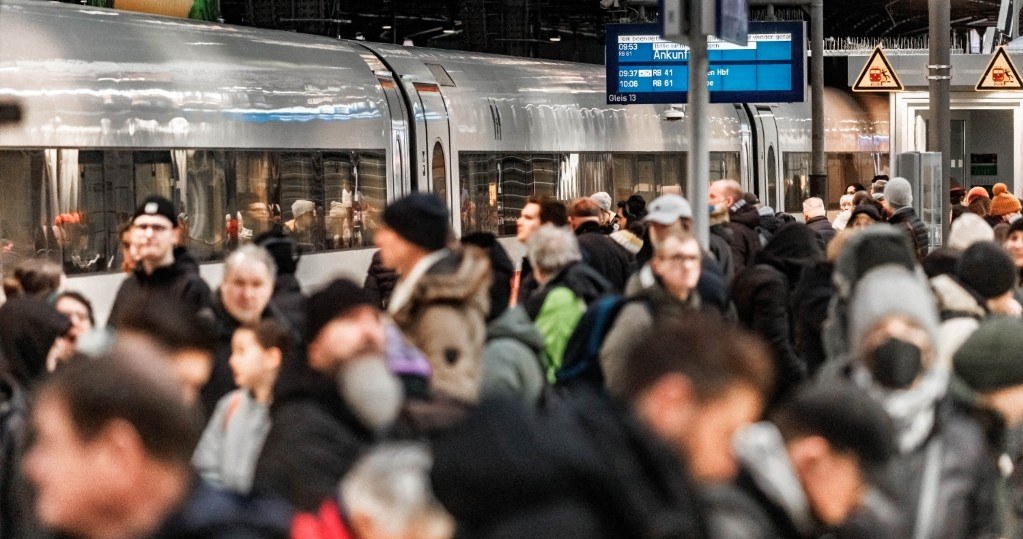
[0,297,70,385]
[733,422,816,536]
[947,213,994,251]
[832,226,918,299]
[729,199,762,228]
[756,223,823,282]
[486,307,544,354]
[929,274,985,320]
[413,246,492,317]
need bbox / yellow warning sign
[976,47,1023,91]
[852,47,904,92]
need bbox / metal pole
[928,0,951,243]
[810,0,826,200]
[687,0,710,248]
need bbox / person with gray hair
[204,243,291,416]
[802,197,836,247]
[883,177,929,260]
[523,225,614,380]
[338,443,453,539]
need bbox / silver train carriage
[0,0,887,325]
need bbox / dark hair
[618,314,775,402]
[526,195,567,227]
[772,382,895,467]
[55,291,95,327]
[36,351,203,464]
[969,197,991,217]
[114,297,216,355]
[245,318,294,360]
[848,183,866,193]
[13,258,62,298]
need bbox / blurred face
[840,198,854,212]
[846,185,858,195]
[516,203,542,243]
[172,350,213,406]
[859,316,933,390]
[683,384,763,483]
[25,397,115,536]
[221,260,274,325]
[651,236,701,299]
[229,328,267,389]
[307,306,385,375]
[55,296,93,345]
[791,438,865,526]
[851,213,877,229]
[132,215,176,268]
[120,229,138,273]
[708,183,732,207]
[374,227,425,275]
[1006,231,1023,269]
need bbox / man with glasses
[107,195,212,326]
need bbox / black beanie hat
[382,193,449,252]
[1009,217,1023,236]
[461,232,512,321]
[954,317,1023,391]
[133,195,178,227]
[255,231,300,275]
[305,279,377,342]
[956,241,1016,299]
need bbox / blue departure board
[606,21,805,105]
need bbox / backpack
[554,295,646,390]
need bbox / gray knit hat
[884,177,913,208]
[848,265,939,360]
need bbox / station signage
[605,21,806,105]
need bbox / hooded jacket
[481,307,546,407]
[107,248,213,326]
[392,247,491,404]
[575,220,637,293]
[728,198,763,270]
[732,224,823,402]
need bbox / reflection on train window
[459,151,687,237]
[0,148,386,277]
[709,152,741,183]
[827,152,889,209]
[784,152,811,213]
[432,142,447,206]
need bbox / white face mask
[338,356,404,432]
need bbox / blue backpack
[555,295,644,390]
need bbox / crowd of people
[0,177,1022,539]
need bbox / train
[0,0,889,324]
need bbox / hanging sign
[852,46,904,92]
[976,46,1023,91]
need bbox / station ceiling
[198,0,1012,61]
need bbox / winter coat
[887,207,930,260]
[430,393,709,539]
[624,260,733,318]
[363,250,397,311]
[729,200,763,270]
[804,215,836,248]
[481,307,546,407]
[108,250,213,326]
[0,374,40,539]
[252,361,372,512]
[929,275,985,366]
[193,389,271,494]
[600,282,708,398]
[733,224,823,403]
[575,221,637,293]
[391,247,491,404]
[524,262,615,380]
[708,225,736,283]
[790,262,834,377]
[150,478,291,539]
[271,273,306,336]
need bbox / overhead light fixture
[442,21,457,34]
[403,38,414,46]
[382,24,392,30]
[355,32,366,41]
[549,34,561,42]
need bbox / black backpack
[555,295,646,390]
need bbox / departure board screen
[606,22,805,105]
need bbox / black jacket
[150,478,291,539]
[430,392,709,539]
[789,262,834,377]
[108,250,213,326]
[271,273,306,336]
[728,200,763,271]
[887,207,929,260]
[575,221,637,294]
[804,215,836,248]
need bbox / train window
[783,152,811,213]
[432,142,447,207]
[709,152,741,183]
[826,152,888,209]
[767,147,778,211]
[611,153,685,202]
[560,153,611,201]
[458,153,501,235]
[0,148,387,278]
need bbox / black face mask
[868,338,922,390]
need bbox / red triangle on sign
[852,46,904,92]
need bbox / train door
[410,83,454,215]
[744,104,782,209]
[378,76,411,198]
